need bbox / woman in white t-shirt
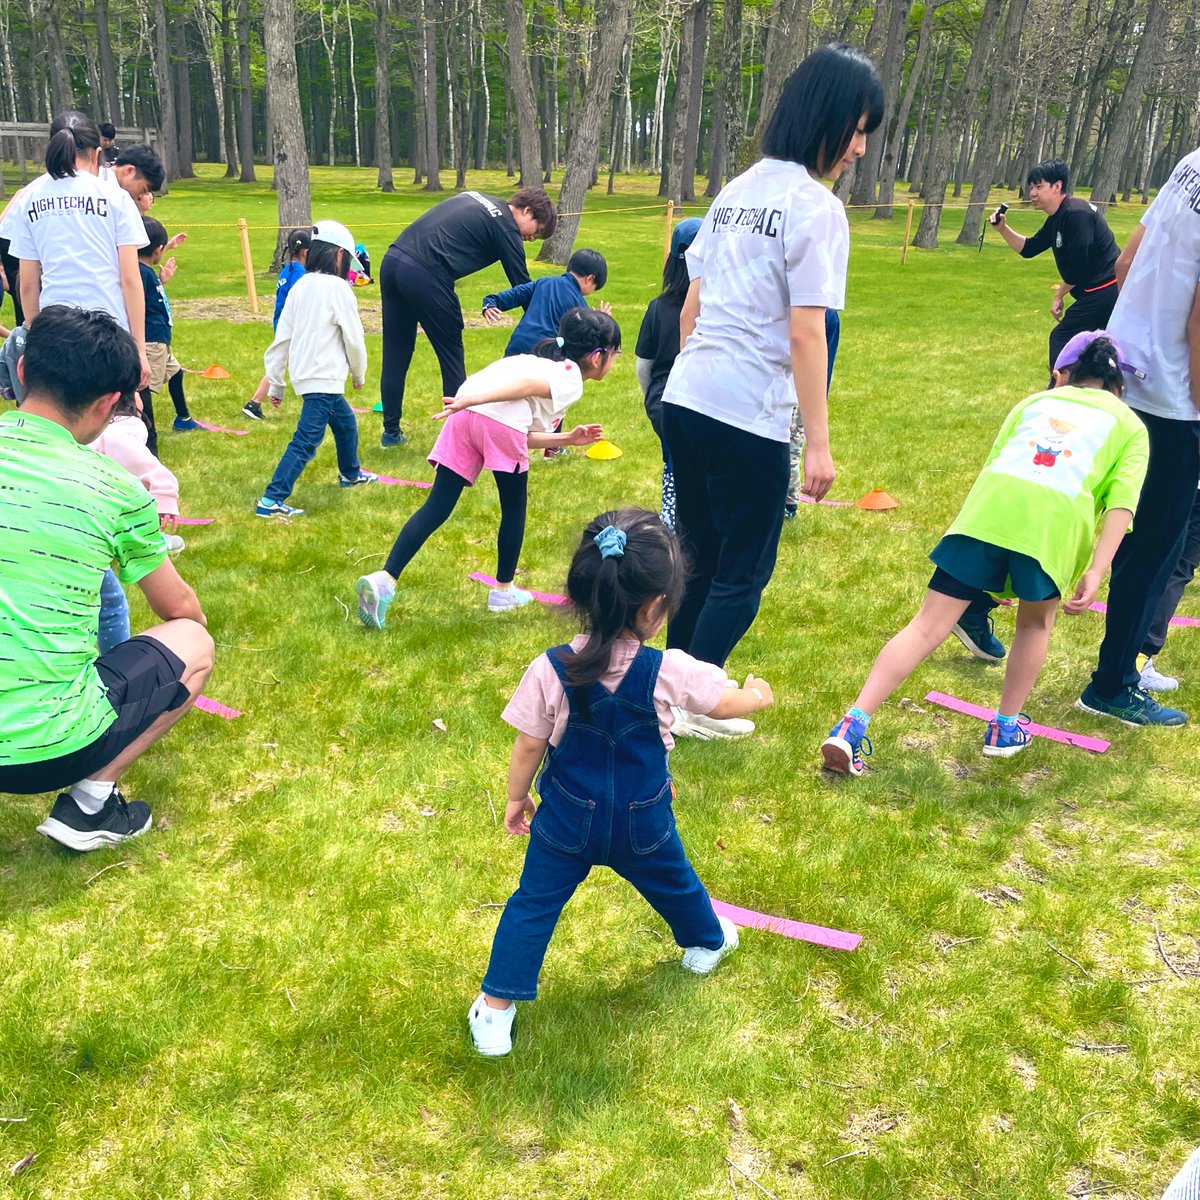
[356,307,619,627]
[2,111,150,386]
[659,43,883,739]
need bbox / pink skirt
[428,409,530,484]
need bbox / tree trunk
[217,0,237,174]
[956,0,1029,244]
[538,0,635,263]
[420,0,442,189]
[853,0,913,210]
[44,0,74,112]
[1088,0,1168,209]
[916,37,954,197]
[173,18,196,176]
[912,0,1004,249]
[876,0,932,217]
[236,0,256,180]
[679,0,709,201]
[505,0,541,184]
[753,0,811,143]
[345,0,361,166]
[651,18,672,173]
[95,0,123,122]
[664,0,699,201]
[151,0,179,180]
[473,0,490,170]
[263,0,311,265]
[375,0,394,190]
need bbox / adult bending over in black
[378,188,557,448]
[989,158,1120,370]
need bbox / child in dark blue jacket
[244,228,312,420]
[482,248,609,356]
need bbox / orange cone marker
[856,488,899,511]
[200,365,231,379]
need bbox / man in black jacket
[990,158,1120,370]
[378,188,557,448]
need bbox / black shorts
[0,636,189,795]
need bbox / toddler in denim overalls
[469,508,775,1056]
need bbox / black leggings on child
[138,376,191,456]
[384,464,528,583]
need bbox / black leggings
[384,464,528,583]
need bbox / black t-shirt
[392,191,531,288]
[635,294,684,431]
[1019,196,1119,297]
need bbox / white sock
[68,779,114,815]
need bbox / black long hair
[1061,334,1126,397]
[763,43,884,175]
[46,110,101,179]
[532,306,621,366]
[562,508,686,691]
[305,238,350,279]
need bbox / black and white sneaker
[36,789,153,852]
[242,400,265,421]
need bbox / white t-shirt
[2,170,147,330]
[457,354,585,433]
[1107,146,1200,421]
[661,158,849,442]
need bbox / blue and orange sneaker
[821,712,872,776]
[982,714,1031,758]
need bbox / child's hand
[433,395,466,421]
[597,300,613,315]
[1063,569,1102,615]
[744,673,774,708]
[566,423,604,445]
[269,394,284,408]
[505,794,536,836]
[159,513,177,533]
[160,257,177,284]
[166,232,187,251]
[352,378,364,391]
[483,306,504,325]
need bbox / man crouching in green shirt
[0,306,214,850]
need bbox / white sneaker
[671,707,755,740]
[487,585,535,613]
[1140,657,1179,692]
[681,915,739,975]
[164,534,185,553]
[468,994,516,1056]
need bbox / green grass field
[2,165,1198,1199]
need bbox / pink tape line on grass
[195,695,242,719]
[711,899,861,952]
[195,420,249,436]
[1089,600,1199,628]
[468,571,567,606]
[797,495,855,508]
[176,517,214,526]
[376,475,432,489]
[350,406,371,414]
[924,690,1109,754]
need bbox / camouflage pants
[786,406,806,507]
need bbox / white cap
[311,219,363,275]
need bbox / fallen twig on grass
[1047,942,1094,979]
[635,928,663,939]
[823,1149,867,1167]
[0,1117,28,1123]
[485,790,497,825]
[1153,922,1186,979]
[218,960,252,971]
[84,860,128,887]
[297,565,315,574]
[939,936,981,952]
[10,1153,36,1177]
[1067,1182,1119,1197]
[284,986,297,1011]
[725,1158,779,1200]
[353,552,385,564]
[335,597,350,621]
[815,1080,861,1091]
[1076,1110,1109,1130]
[1065,1041,1128,1054]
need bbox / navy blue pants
[482,783,722,1001]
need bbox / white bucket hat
[311,219,363,275]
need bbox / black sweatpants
[1048,281,1118,372]
[662,403,789,668]
[1141,485,1200,657]
[383,463,528,583]
[1091,410,1200,697]
[379,248,467,436]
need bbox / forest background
[1,0,1198,262]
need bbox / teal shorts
[929,534,1059,603]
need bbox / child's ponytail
[285,228,313,261]
[45,110,101,178]
[532,306,621,367]
[1064,334,1126,397]
[563,508,686,692]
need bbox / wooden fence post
[664,199,675,261]
[238,217,259,315]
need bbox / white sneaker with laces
[468,994,516,1056]
[487,585,535,613]
[671,707,755,740]
[1140,657,1180,692]
[681,914,739,975]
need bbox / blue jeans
[98,569,130,654]
[263,392,361,503]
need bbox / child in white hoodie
[91,393,183,652]
[255,220,377,518]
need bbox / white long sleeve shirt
[264,272,368,399]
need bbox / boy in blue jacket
[482,248,609,356]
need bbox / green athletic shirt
[0,410,167,765]
[945,385,1149,598]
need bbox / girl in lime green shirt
[823,331,1149,775]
